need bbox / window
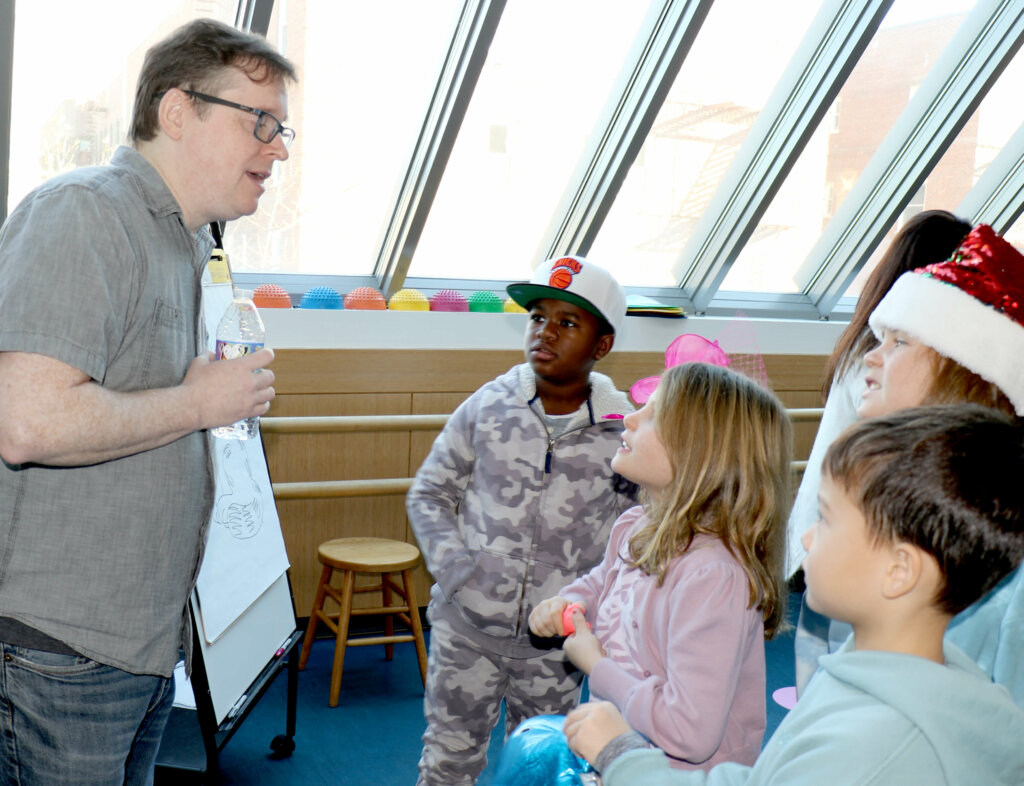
[587,0,821,288]
[720,3,974,295]
[227,0,464,276]
[406,0,652,283]
[6,0,234,216]
[5,0,1022,321]
[842,19,1024,298]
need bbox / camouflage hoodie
[408,363,635,657]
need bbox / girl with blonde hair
[529,362,792,771]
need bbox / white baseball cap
[506,256,627,335]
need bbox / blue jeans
[0,643,174,786]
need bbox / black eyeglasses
[181,89,295,147]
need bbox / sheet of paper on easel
[193,258,290,643]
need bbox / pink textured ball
[430,289,469,312]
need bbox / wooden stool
[298,537,428,707]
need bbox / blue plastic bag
[492,714,595,786]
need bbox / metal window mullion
[374,0,505,297]
[680,0,892,312]
[957,119,1024,232]
[236,0,275,35]
[803,0,1024,316]
[0,0,14,225]
[534,0,714,263]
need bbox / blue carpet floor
[175,593,800,785]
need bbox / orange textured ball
[252,283,293,309]
[344,286,386,310]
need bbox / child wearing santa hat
[860,224,1024,707]
[793,224,1024,702]
[793,224,1024,705]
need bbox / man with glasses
[0,19,295,785]
[179,89,296,147]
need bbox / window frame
[958,117,1024,231]
[535,0,714,261]
[677,0,893,313]
[798,0,1024,315]
[374,0,506,297]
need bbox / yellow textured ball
[503,297,528,314]
[388,288,430,311]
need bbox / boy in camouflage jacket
[408,257,635,785]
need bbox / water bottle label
[216,340,264,361]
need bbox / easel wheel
[270,734,295,758]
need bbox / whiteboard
[192,572,295,723]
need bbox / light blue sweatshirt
[603,642,1024,786]
[947,564,1024,708]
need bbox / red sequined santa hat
[869,224,1024,414]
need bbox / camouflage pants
[416,611,582,786]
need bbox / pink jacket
[561,506,766,770]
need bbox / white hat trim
[869,273,1024,415]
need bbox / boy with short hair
[563,405,1024,785]
[408,256,635,785]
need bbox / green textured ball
[468,290,504,313]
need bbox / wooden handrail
[272,478,412,499]
[266,409,821,500]
[261,415,450,434]
[262,408,824,435]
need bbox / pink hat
[629,326,769,405]
[869,224,1024,414]
[630,334,730,404]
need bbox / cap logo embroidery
[549,256,582,289]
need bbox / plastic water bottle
[212,289,266,440]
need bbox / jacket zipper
[518,427,553,636]
[516,398,605,636]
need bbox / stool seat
[318,537,421,573]
[299,536,428,707]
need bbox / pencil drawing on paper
[212,439,264,539]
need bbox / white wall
[261,309,844,354]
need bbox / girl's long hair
[823,210,971,398]
[627,363,793,637]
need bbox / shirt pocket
[137,297,191,389]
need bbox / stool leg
[299,564,333,670]
[382,571,395,662]
[402,568,428,687]
[329,568,357,708]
